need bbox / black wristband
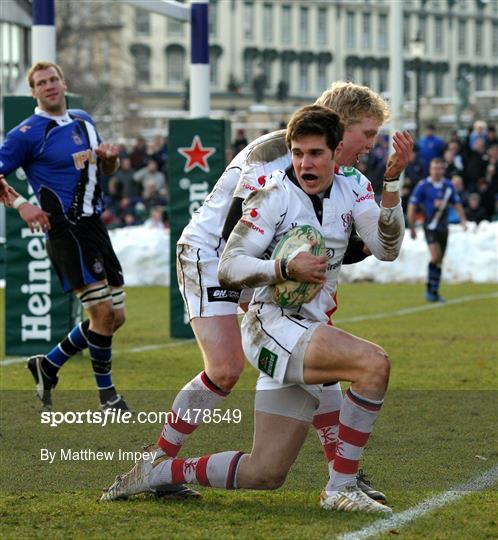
[384,176,399,182]
[280,258,289,280]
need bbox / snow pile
[109,221,498,287]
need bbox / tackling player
[0,62,129,411]
[102,106,411,512]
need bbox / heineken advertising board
[3,95,81,356]
[168,119,229,338]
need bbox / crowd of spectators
[102,121,498,232]
[355,120,498,225]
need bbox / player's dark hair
[286,105,344,152]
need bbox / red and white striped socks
[149,451,246,490]
[312,382,343,475]
[327,387,383,492]
[157,371,229,457]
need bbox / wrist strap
[280,258,289,280]
[383,180,400,192]
[13,195,28,210]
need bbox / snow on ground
[108,221,497,287]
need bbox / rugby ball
[270,225,325,309]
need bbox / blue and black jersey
[409,177,460,230]
[0,108,104,222]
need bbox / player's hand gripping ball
[270,225,325,309]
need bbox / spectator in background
[129,137,148,170]
[444,147,464,179]
[486,144,498,192]
[417,124,445,173]
[134,159,166,194]
[468,120,488,151]
[465,193,487,224]
[144,206,167,229]
[232,128,249,156]
[115,157,142,198]
[447,175,469,224]
[486,126,497,150]
[143,179,168,210]
[475,177,495,221]
[149,135,168,174]
[463,138,488,191]
[404,147,426,187]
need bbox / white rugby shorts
[241,302,322,398]
[176,244,241,319]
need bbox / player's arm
[96,143,120,176]
[0,175,51,232]
[406,202,418,239]
[222,197,244,241]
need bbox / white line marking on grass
[2,292,496,366]
[334,292,498,325]
[337,464,498,540]
[0,339,196,366]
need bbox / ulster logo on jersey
[341,210,353,231]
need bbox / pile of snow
[109,221,498,287]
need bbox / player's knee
[254,470,287,490]
[113,311,126,331]
[363,346,390,386]
[209,366,242,392]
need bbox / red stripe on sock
[346,389,382,412]
[200,371,229,397]
[171,458,186,484]
[195,456,211,487]
[338,424,370,447]
[169,411,198,434]
[226,451,245,489]
[312,411,340,430]
[323,442,337,462]
[333,455,359,475]
[157,437,181,457]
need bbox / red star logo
[178,135,216,173]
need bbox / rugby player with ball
[102,106,412,513]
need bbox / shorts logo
[207,287,240,303]
[258,347,278,377]
[257,175,266,186]
[93,260,104,274]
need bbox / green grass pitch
[1,283,497,539]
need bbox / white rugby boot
[320,484,392,513]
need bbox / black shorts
[46,214,124,293]
[424,227,448,255]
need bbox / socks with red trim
[327,387,383,492]
[312,382,343,475]
[157,371,229,457]
[149,451,245,489]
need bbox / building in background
[1,0,498,139]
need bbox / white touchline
[337,464,498,540]
[1,292,497,366]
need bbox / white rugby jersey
[178,130,289,252]
[219,168,404,323]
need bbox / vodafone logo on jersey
[249,208,259,219]
[356,193,375,202]
[367,182,373,192]
[178,135,216,173]
[257,175,266,186]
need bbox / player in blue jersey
[0,62,130,411]
[407,157,468,302]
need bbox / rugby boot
[356,469,387,504]
[27,355,58,410]
[320,484,392,513]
